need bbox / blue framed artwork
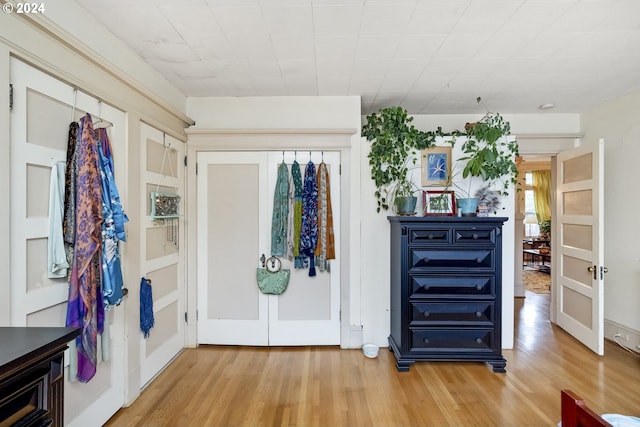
[421,146,451,186]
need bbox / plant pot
[394,196,417,215]
[457,198,478,217]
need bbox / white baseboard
[514,283,525,297]
[604,319,640,352]
[341,324,363,349]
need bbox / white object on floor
[362,343,379,358]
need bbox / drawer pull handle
[476,284,484,290]
[421,285,430,290]
[422,311,430,317]
[472,233,479,239]
[427,234,434,240]
[476,258,483,263]
[423,338,430,344]
[475,338,483,344]
[475,311,482,318]
[422,258,430,263]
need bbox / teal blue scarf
[271,162,289,256]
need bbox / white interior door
[197,151,269,345]
[554,139,605,355]
[10,58,125,426]
[139,123,186,386]
[197,151,341,346]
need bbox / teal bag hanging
[256,256,290,295]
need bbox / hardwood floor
[105,292,640,427]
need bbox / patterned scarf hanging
[96,128,128,309]
[63,122,79,247]
[65,113,104,383]
[271,161,289,256]
[315,161,335,272]
[290,161,304,268]
[300,161,318,276]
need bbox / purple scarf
[65,114,104,382]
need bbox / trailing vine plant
[362,100,519,213]
[362,106,442,212]
[459,110,519,196]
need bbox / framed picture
[421,146,452,186]
[423,190,456,216]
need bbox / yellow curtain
[532,170,551,222]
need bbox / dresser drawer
[409,228,451,244]
[454,227,496,244]
[410,301,495,325]
[410,328,496,353]
[410,275,495,297]
[409,248,494,270]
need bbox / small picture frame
[423,190,456,216]
[421,146,452,186]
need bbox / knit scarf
[140,277,155,338]
[300,161,318,276]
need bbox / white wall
[581,91,640,345]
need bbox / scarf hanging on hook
[290,161,304,268]
[271,161,289,256]
[300,161,318,276]
[140,278,154,338]
[315,161,335,272]
[65,113,104,383]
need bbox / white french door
[10,58,125,426]
[197,151,341,346]
[554,139,605,355]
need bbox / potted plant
[539,219,551,239]
[454,111,519,215]
[362,106,437,213]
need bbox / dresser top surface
[388,216,508,224]
[0,327,80,373]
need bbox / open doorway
[517,156,552,294]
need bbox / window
[524,172,540,237]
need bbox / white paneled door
[139,123,186,386]
[197,151,341,346]
[555,139,605,355]
[10,59,125,426]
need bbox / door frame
[515,135,606,353]
[185,129,357,348]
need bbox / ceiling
[74,0,640,115]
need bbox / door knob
[587,266,595,272]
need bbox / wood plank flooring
[105,292,640,426]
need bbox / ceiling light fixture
[539,103,555,110]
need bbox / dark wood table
[523,249,551,273]
[0,327,80,427]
